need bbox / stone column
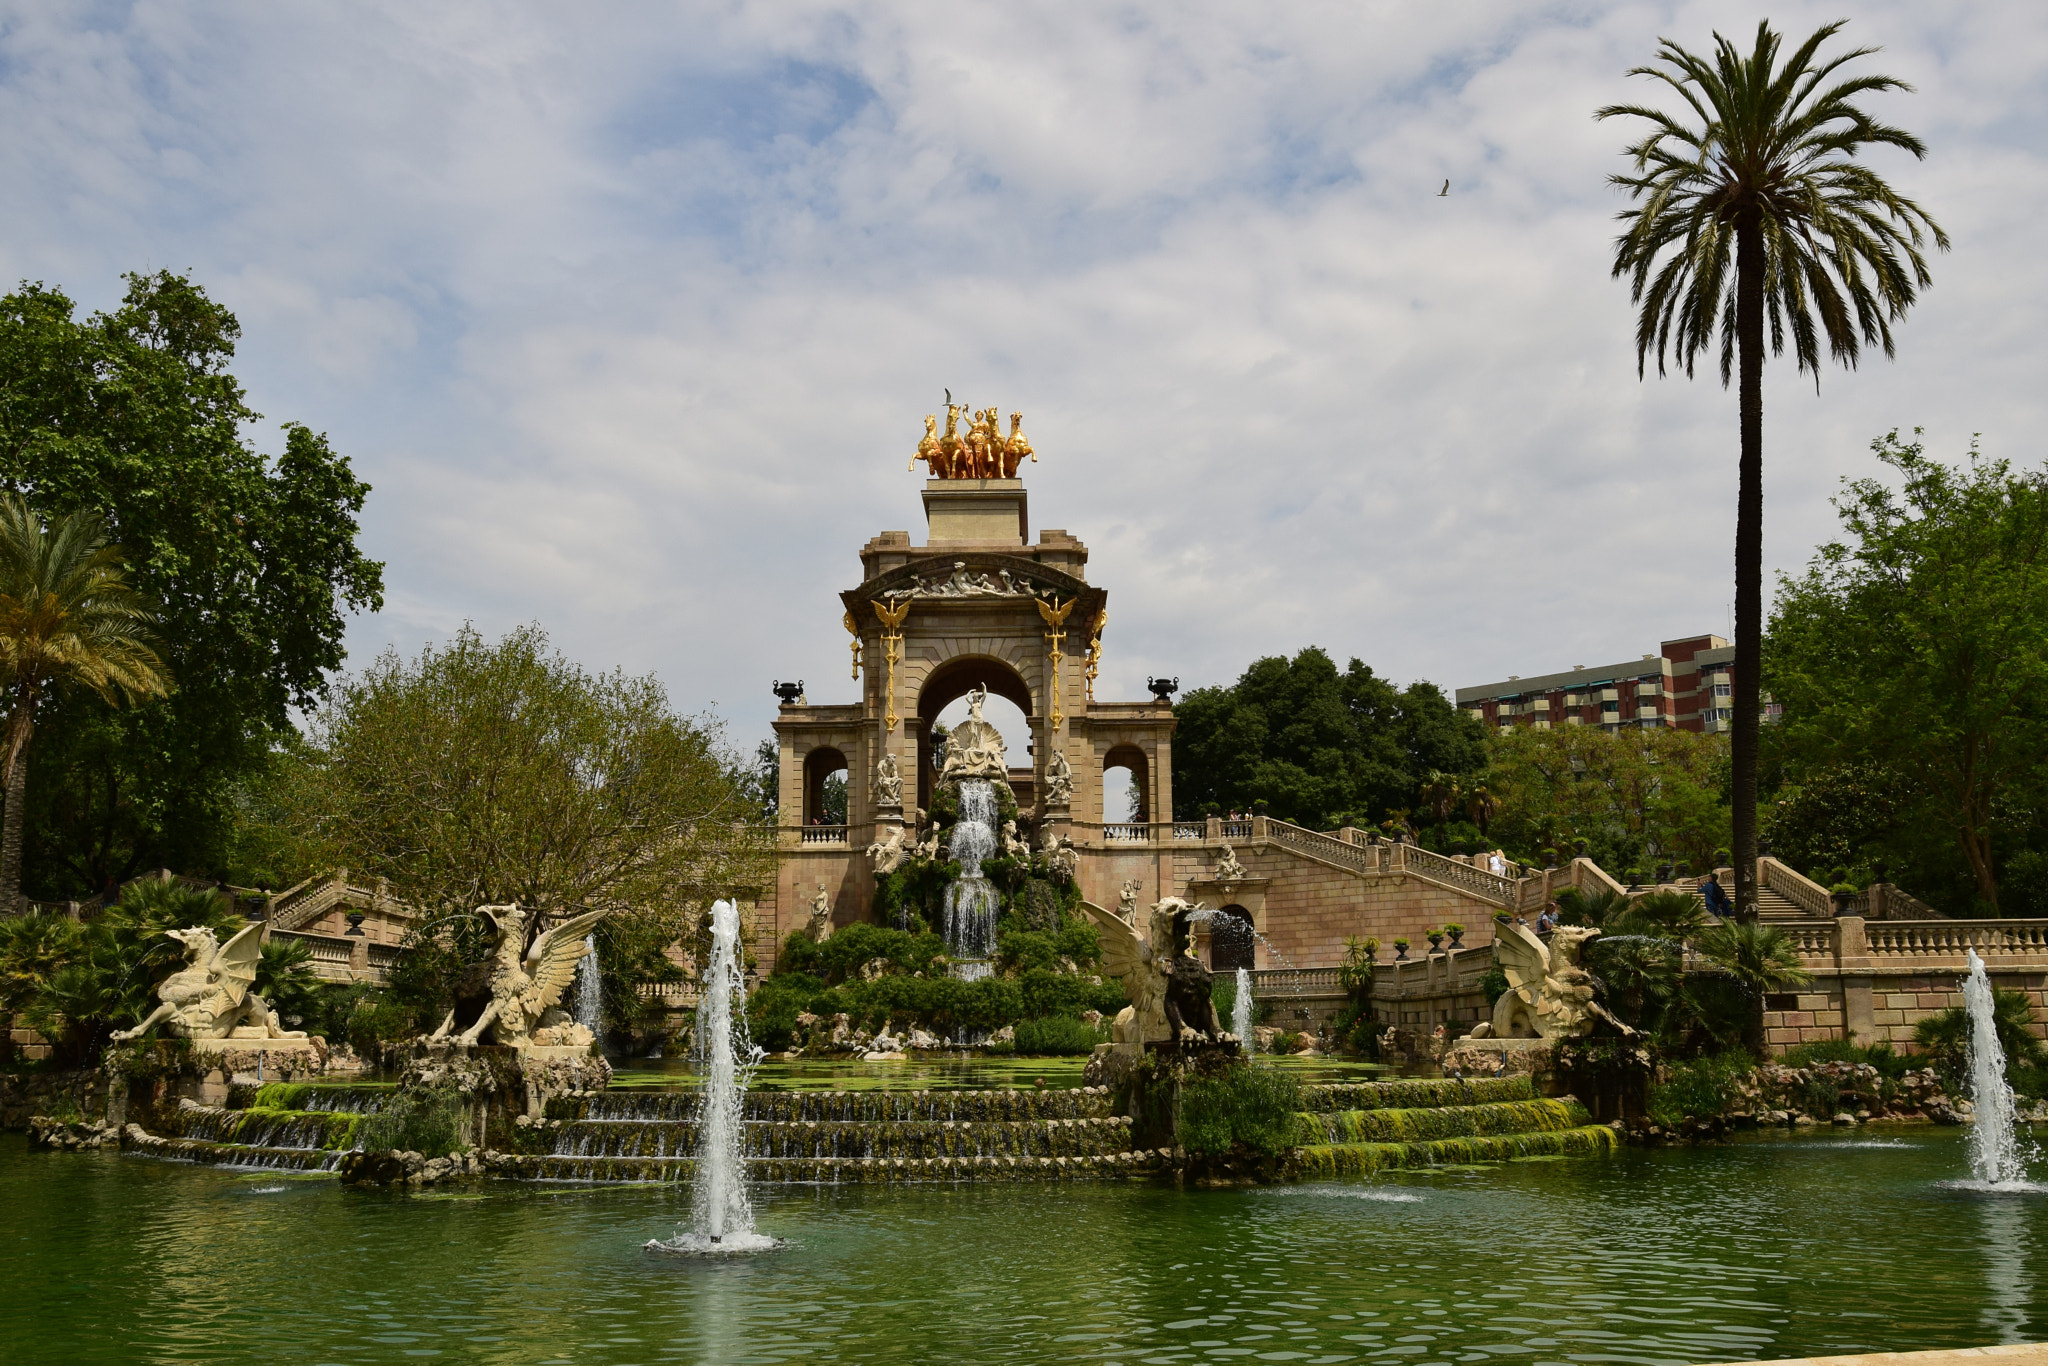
[1835,916,1875,1046]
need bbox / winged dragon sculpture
[1489,921,1632,1039]
[1079,896,1225,1057]
[112,922,306,1042]
[430,904,609,1049]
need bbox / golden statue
[1001,412,1034,477]
[937,403,965,479]
[909,414,941,475]
[915,404,1036,479]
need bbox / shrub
[1177,1065,1302,1157]
[1647,1051,1754,1126]
[1914,989,2048,1090]
[1012,1016,1107,1056]
[346,999,424,1059]
[360,1084,464,1155]
[1782,1037,1911,1081]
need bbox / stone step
[516,1148,1165,1184]
[1295,1123,1620,1177]
[551,1115,1134,1161]
[1296,1076,1534,1114]
[554,1086,1117,1125]
[1292,1098,1589,1146]
[122,1126,347,1171]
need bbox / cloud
[2,0,2044,749]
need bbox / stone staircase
[1288,1077,1617,1177]
[123,1082,390,1171]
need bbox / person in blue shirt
[1701,872,1734,919]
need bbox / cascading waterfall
[943,780,1000,980]
[1234,967,1254,1053]
[574,934,603,1048]
[1963,948,2032,1187]
[647,900,779,1254]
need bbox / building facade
[1456,634,1746,735]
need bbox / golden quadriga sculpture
[112,922,310,1047]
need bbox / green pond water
[5,1127,2047,1365]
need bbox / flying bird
[1438,180,1449,197]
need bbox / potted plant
[1540,847,1559,870]
[1392,936,1411,961]
[1830,882,1859,915]
[1426,927,1444,952]
[1444,922,1465,949]
[1358,936,1380,962]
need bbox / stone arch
[1102,742,1150,823]
[914,654,1036,813]
[803,746,849,825]
[1210,905,1256,970]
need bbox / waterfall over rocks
[943,779,1001,978]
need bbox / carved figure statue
[430,903,609,1049]
[875,751,902,806]
[937,403,964,478]
[938,685,1009,781]
[1082,897,1224,1056]
[1001,412,1033,476]
[807,882,835,942]
[1042,748,1073,804]
[1001,818,1031,860]
[1490,922,1631,1039]
[1037,827,1079,881]
[1116,879,1140,925]
[867,824,914,877]
[1214,844,1247,885]
[112,922,306,1042]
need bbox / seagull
[1438,180,1449,197]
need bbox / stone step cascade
[1289,1076,1619,1178]
[123,1083,385,1172]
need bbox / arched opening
[1103,743,1150,824]
[804,746,848,826]
[915,656,1035,812]
[1210,905,1256,970]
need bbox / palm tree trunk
[1732,216,1766,923]
[0,704,32,911]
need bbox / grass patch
[1178,1064,1302,1157]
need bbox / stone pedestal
[921,478,1028,544]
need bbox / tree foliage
[284,623,771,920]
[1769,433,2048,913]
[1485,724,1730,874]
[0,272,383,895]
[1170,647,1484,828]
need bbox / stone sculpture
[1489,921,1630,1039]
[1082,897,1223,1056]
[430,904,609,1050]
[938,685,1009,781]
[1042,748,1073,804]
[112,921,307,1042]
[1214,844,1247,885]
[875,751,902,807]
[1116,879,1140,925]
[807,883,835,942]
[1001,818,1031,860]
[866,823,914,876]
[1038,827,1079,881]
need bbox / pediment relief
[845,555,1095,614]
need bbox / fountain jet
[1963,948,2033,1188]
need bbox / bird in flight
[1438,180,1449,197]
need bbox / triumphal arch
[768,405,1180,952]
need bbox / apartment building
[1456,635,1750,735]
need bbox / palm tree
[1465,785,1499,840]
[0,496,171,906]
[1697,919,1813,1055]
[1599,22,1946,920]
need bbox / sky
[3,1,2044,759]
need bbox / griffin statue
[1080,896,1224,1057]
[112,922,307,1042]
[430,903,609,1049]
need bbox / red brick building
[1455,634,1754,734]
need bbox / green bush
[1177,1065,1302,1157]
[1647,1051,1754,1126]
[346,999,425,1059]
[1782,1037,1912,1081]
[1914,989,2048,1090]
[1012,1016,1108,1056]
[360,1084,464,1155]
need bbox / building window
[1713,683,1731,697]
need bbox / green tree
[1769,434,2048,913]
[0,496,170,906]
[0,272,383,896]
[1696,919,1812,1055]
[1487,724,1729,874]
[285,621,771,924]
[1601,21,1946,919]
[1170,647,1484,829]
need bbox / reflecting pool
[4,1127,2045,1365]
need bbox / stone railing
[1759,857,1833,918]
[1102,823,1153,842]
[637,981,702,1009]
[1220,820,1253,841]
[1172,823,1207,842]
[1401,844,1518,905]
[1249,967,1343,996]
[799,825,850,846]
[1775,920,1839,959]
[1864,919,2048,958]
[1261,817,1376,876]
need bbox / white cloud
[2,0,2043,748]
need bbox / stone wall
[0,1067,109,1131]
